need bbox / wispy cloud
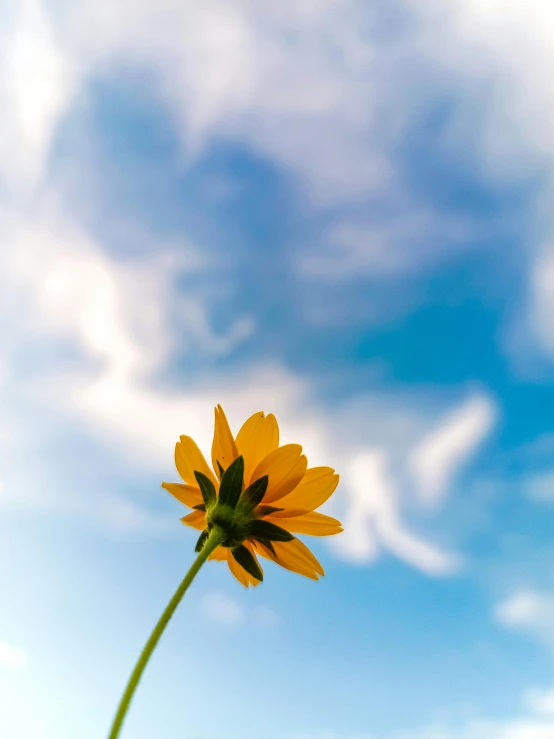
[200,591,279,628]
[1,201,254,461]
[332,449,460,576]
[391,682,554,738]
[0,0,78,195]
[495,589,554,649]
[525,686,554,717]
[332,393,495,575]
[290,691,554,739]
[409,395,495,508]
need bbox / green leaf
[252,538,276,556]
[231,545,263,582]
[255,505,283,517]
[195,530,209,552]
[217,461,226,478]
[247,519,294,542]
[218,455,244,508]
[194,471,216,507]
[192,503,206,511]
[242,475,269,509]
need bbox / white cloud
[404,0,554,363]
[28,0,387,207]
[2,0,553,371]
[332,450,460,576]
[0,0,77,195]
[332,392,495,574]
[0,642,27,670]
[7,0,554,209]
[494,589,554,649]
[0,201,254,460]
[409,395,495,507]
[525,686,554,717]
[200,591,244,625]
[391,682,554,739]
[408,0,554,180]
[2,204,249,378]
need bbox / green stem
[107,527,225,739]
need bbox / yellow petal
[251,444,307,504]
[285,538,325,576]
[266,511,343,536]
[227,552,250,587]
[211,405,239,479]
[236,412,280,484]
[208,546,229,561]
[162,482,203,509]
[175,436,217,487]
[245,571,262,587]
[276,468,339,513]
[254,539,323,579]
[179,510,206,531]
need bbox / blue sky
[2,1,554,738]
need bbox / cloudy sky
[2,1,554,738]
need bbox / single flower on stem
[107,405,341,739]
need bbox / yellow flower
[162,405,342,587]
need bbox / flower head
[162,405,342,587]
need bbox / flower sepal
[193,455,295,558]
[193,455,255,551]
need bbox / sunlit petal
[254,539,323,579]
[175,436,217,487]
[211,405,239,479]
[276,468,339,513]
[162,482,203,509]
[252,445,307,503]
[236,412,280,484]
[266,511,343,536]
[179,510,206,531]
[208,546,229,561]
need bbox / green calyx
[193,455,294,559]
